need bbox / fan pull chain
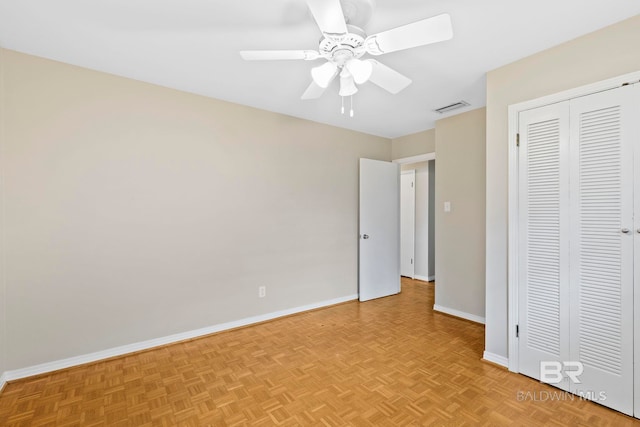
[339,96,355,118]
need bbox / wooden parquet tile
[1,278,639,426]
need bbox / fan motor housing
[319,25,367,64]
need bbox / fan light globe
[311,62,338,88]
[339,69,358,97]
[345,59,373,84]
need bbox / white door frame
[506,70,640,373]
[393,152,436,165]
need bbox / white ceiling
[1,1,639,138]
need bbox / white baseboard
[428,275,435,282]
[2,294,358,384]
[414,275,435,282]
[483,351,509,368]
[433,304,485,324]
[0,372,7,392]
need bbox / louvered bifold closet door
[569,85,636,416]
[518,102,571,388]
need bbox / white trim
[0,372,7,392]
[393,152,435,165]
[482,351,509,368]
[427,275,435,282]
[414,274,434,282]
[433,304,485,324]
[506,70,640,374]
[507,96,520,373]
[1,294,358,383]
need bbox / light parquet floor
[1,278,638,426]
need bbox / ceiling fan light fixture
[311,62,338,88]
[345,59,373,84]
[339,68,358,97]
[240,3,455,104]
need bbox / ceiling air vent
[434,101,470,114]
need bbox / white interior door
[400,170,415,278]
[359,158,400,302]
[569,84,636,415]
[518,102,571,388]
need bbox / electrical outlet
[258,286,266,298]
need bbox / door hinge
[516,133,520,147]
[411,181,414,188]
[411,258,413,265]
[516,324,519,338]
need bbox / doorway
[400,170,415,278]
[398,157,435,282]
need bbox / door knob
[622,228,630,234]
[362,234,370,239]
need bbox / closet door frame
[506,70,640,374]
[632,83,640,417]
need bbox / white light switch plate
[444,201,451,212]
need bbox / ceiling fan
[240,0,453,107]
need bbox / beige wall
[435,108,486,319]
[1,49,390,370]
[485,15,640,359]
[400,162,428,171]
[392,129,435,160]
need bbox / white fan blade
[365,13,453,56]
[301,81,327,100]
[306,0,348,38]
[240,50,320,61]
[367,60,412,94]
